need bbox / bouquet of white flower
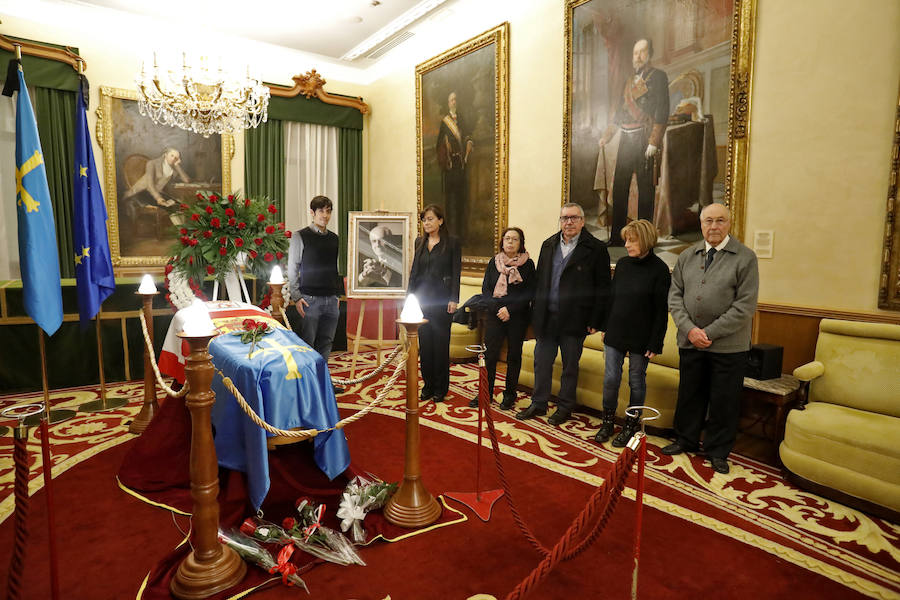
[336,475,398,543]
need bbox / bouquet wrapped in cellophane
[218,528,308,592]
[284,497,366,566]
[336,475,398,543]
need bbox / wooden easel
[349,297,398,378]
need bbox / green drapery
[267,94,363,130]
[244,118,285,215]
[33,87,77,278]
[338,128,363,276]
[0,42,80,91]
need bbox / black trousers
[673,348,749,459]
[531,312,586,414]
[482,312,529,399]
[419,304,453,397]
[610,130,655,244]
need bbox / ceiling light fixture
[341,0,451,61]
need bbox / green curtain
[244,118,285,214]
[1,43,80,91]
[338,128,363,276]
[267,94,363,130]
[33,87,76,278]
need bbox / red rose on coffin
[249,250,258,258]
[235,238,244,247]
[205,206,214,214]
[238,222,247,230]
[277,223,285,230]
[210,194,219,202]
[254,238,264,246]
[165,264,173,274]
[257,214,266,222]
[225,208,235,217]
[191,214,199,221]
[285,230,292,238]
[276,251,284,260]
[180,236,190,246]
[179,227,188,235]
[242,318,256,330]
[265,225,275,234]
[227,194,234,202]
[267,204,277,214]
[228,218,236,226]
[196,192,203,200]
[264,252,274,262]
[189,239,198,246]
[219,247,228,256]
[244,199,251,207]
[219,236,228,245]
[180,203,189,210]
[211,218,221,228]
[207,265,215,274]
[203,230,213,238]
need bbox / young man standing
[287,196,344,391]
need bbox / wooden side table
[738,374,801,465]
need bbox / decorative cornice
[267,69,369,115]
[0,34,84,71]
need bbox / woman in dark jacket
[469,227,536,410]
[595,219,670,447]
[408,204,461,403]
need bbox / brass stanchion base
[383,480,442,528]
[24,409,76,427]
[77,396,129,413]
[170,546,247,600]
[128,401,158,434]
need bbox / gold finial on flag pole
[13,43,21,60]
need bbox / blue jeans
[296,294,340,359]
[602,344,649,413]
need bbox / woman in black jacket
[469,227,536,410]
[595,219,670,447]
[408,204,461,403]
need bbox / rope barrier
[6,434,29,600]
[138,312,189,398]
[215,348,408,440]
[331,344,404,386]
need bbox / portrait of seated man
[357,223,404,288]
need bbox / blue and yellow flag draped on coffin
[73,78,115,326]
[14,64,63,335]
[209,327,350,510]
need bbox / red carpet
[0,353,898,599]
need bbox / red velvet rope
[631,434,647,599]
[6,435,30,600]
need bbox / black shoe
[468,396,480,408]
[420,389,434,402]
[499,395,515,410]
[548,409,571,426]
[332,384,345,394]
[710,457,730,474]
[661,442,693,456]
[516,404,547,421]
[433,394,446,403]
[593,409,616,444]
[612,415,640,448]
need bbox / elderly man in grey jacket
[663,203,758,474]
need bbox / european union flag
[73,78,115,326]
[14,64,63,335]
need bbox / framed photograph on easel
[347,211,414,299]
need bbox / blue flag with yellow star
[73,77,115,326]
[15,65,63,335]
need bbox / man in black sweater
[517,203,611,426]
[286,196,344,370]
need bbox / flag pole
[37,331,61,600]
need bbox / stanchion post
[170,319,245,598]
[78,306,129,413]
[383,295,441,528]
[130,275,160,433]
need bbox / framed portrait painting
[347,211,414,299]
[562,0,756,267]
[416,22,509,273]
[97,86,233,273]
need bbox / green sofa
[517,314,680,430]
[779,319,900,517]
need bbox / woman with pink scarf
[469,227,536,410]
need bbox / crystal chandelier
[136,53,270,137]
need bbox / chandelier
[136,53,270,137]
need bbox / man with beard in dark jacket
[517,203,611,426]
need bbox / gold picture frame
[415,22,509,273]
[562,0,757,263]
[347,211,414,299]
[97,86,233,274]
[878,81,900,310]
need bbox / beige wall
[364,0,900,313]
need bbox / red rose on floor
[228,218,236,226]
[225,208,235,217]
[264,252,274,262]
[254,238,263,246]
[249,250,258,258]
[239,518,256,536]
[257,214,266,222]
[205,206,214,214]
[265,225,275,234]
[179,227,188,235]
[282,517,297,530]
[276,251,284,259]
[238,222,247,229]
[203,230,212,238]
[191,214,200,221]
[235,238,244,247]
[211,218,221,228]
[219,247,228,256]
[206,265,215,274]
[267,204,277,214]
[285,230,292,238]
[189,239,198,246]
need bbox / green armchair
[779,319,900,519]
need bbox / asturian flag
[14,62,63,335]
[73,77,115,326]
